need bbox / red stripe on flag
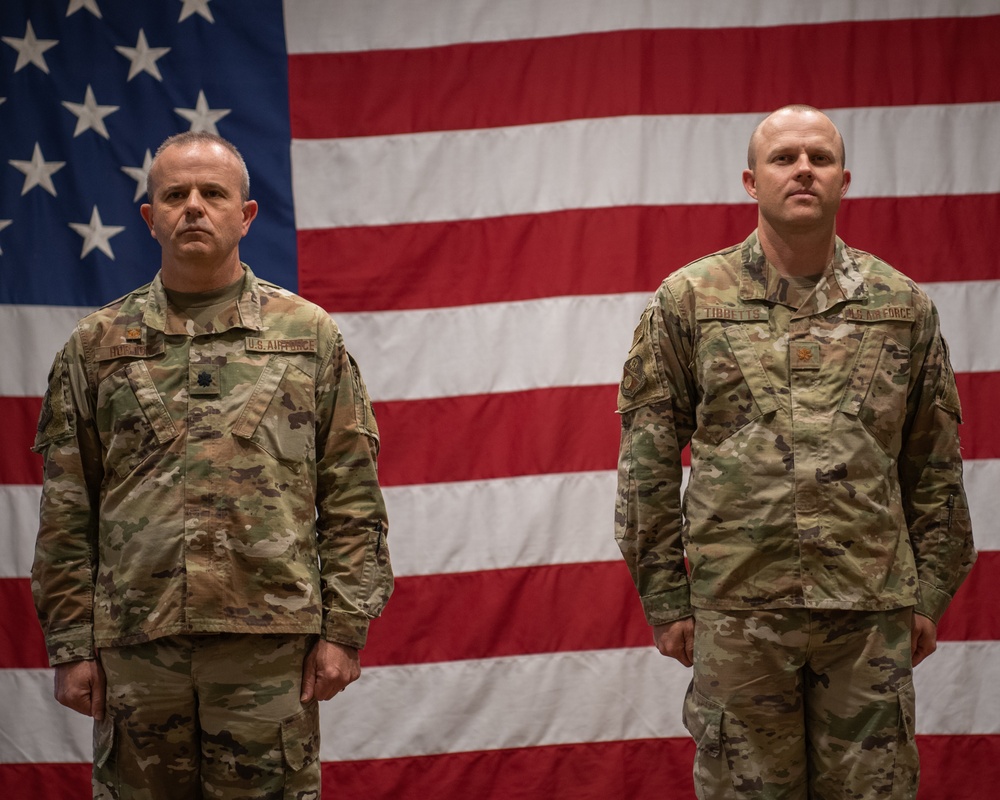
[0,736,994,798]
[300,205,757,312]
[0,764,90,799]
[289,16,1000,138]
[324,738,697,800]
[374,386,620,486]
[360,555,1000,667]
[0,579,48,669]
[301,196,1000,314]
[373,373,1000,487]
[0,396,42,485]
[955,372,1000,461]
[7,550,994,671]
[6,371,996,492]
[364,562,647,667]
[936,551,1000,642]
[915,735,1000,799]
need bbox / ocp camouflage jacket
[616,233,975,626]
[32,266,392,664]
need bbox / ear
[742,169,758,200]
[140,204,157,239]
[840,169,852,198]
[240,200,259,237]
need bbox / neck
[161,255,244,293]
[756,218,837,278]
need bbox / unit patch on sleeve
[621,355,647,398]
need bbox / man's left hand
[911,614,938,667]
[300,639,361,702]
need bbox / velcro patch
[843,306,914,322]
[246,337,317,353]
[790,341,821,370]
[95,343,162,361]
[190,363,221,396]
[696,306,769,322]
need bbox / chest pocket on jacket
[97,361,179,478]
[233,356,316,470]
[695,325,778,446]
[839,328,910,454]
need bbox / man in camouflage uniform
[615,106,975,799]
[32,132,393,799]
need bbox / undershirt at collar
[164,273,244,330]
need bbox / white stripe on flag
[291,104,1000,230]
[5,279,998,401]
[924,280,1000,374]
[283,0,1000,54]
[336,293,648,402]
[6,457,997,580]
[11,641,990,764]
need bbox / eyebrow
[159,181,230,195]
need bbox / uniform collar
[738,231,869,314]
[140,264,265,335]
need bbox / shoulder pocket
[34,351,75,452]
[348,354,379,447]
[97,361,178,478]
[839,328,910,453]
[233,356,316,470]
[617,312,671,414]
[695,326,778,446]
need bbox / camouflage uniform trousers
[93,633,321,800]
[682,608,918,800]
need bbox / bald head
[747,105,846,170]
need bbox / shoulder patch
[620,355,647,399]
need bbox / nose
[184,190,206,215]
[793,153,813,179]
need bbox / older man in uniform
[615,105,975,798]
[32,131,392,798]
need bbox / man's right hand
[652,617,695,668]
[54,659,106,720]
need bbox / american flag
[2,1,998,797]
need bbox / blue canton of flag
[0,0,297,307]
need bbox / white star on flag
[174,90,230,134]
[0,219,12,255]
[115,29,171,82]
[2,20,58,74]
[8,142,66,196]
[121,149,154,202]
[179,0,215,23]
[68,206,126,260]
[62,84,120,139]
[66,0,102,18]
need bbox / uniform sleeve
[31,335,104,665]
[898,297,976,624]
[614,287,697,625]
[314,323,393,649]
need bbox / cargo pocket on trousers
[891,679,920,799]
[280,701,321,799]
[683,683,727,795]
[92,713,116,787]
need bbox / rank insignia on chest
[790,341,821,371]
[189,363,221,396]
[621,355,647,398]
[126,327,142,342]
